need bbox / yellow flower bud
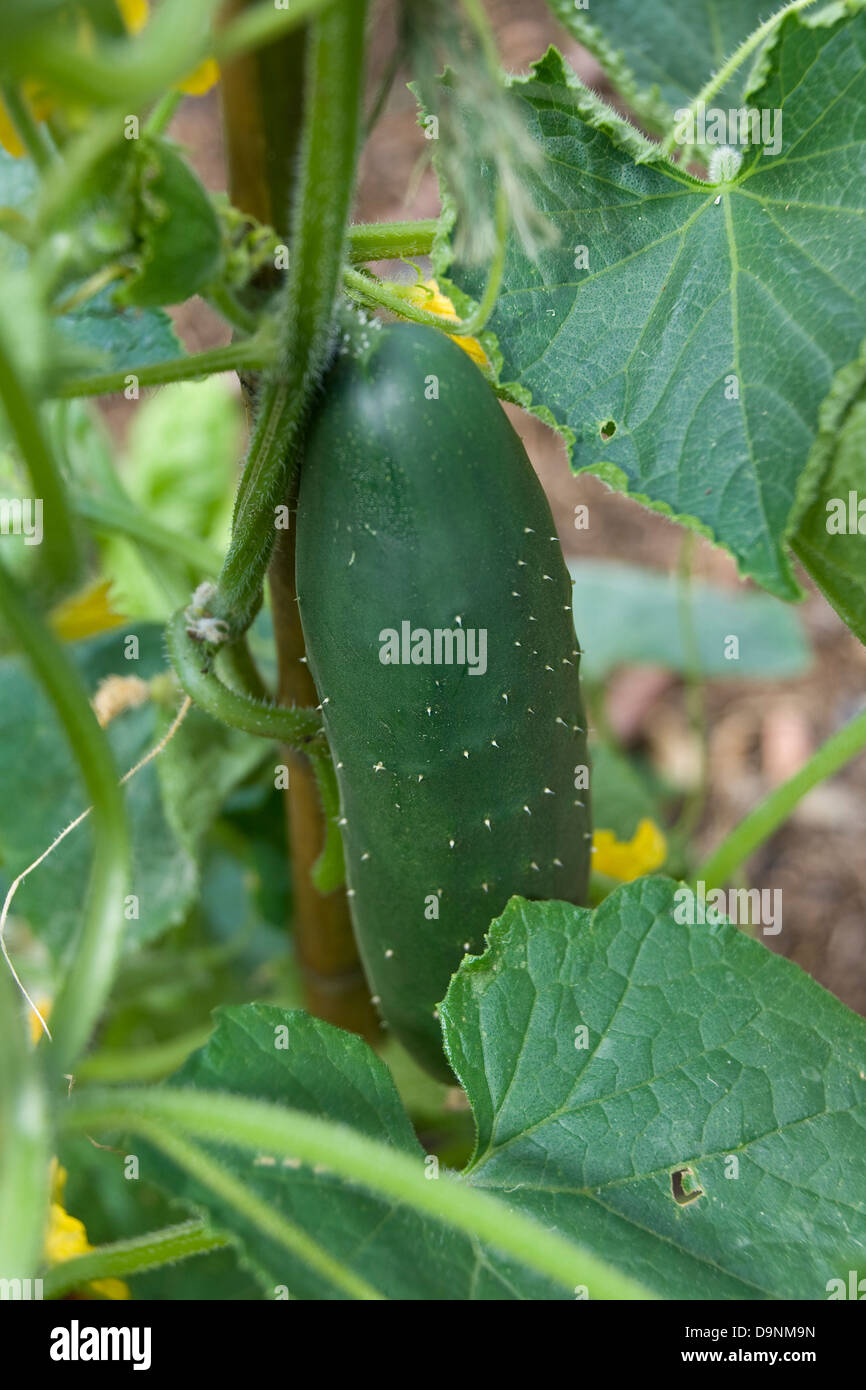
[592,818,667,882]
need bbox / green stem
[0,963,52,1281]
[0,329,79,593]
[76,1025,214,1083]
[166,609,323,745]
[55,333,274,399]
[698,705,866,889]
[53,263,127,316]
[207,282,259,335]
[347,219,439,264]
[656,0,821,159]
[460,0,502,74]
[61,1086,652,1300]
[144,90,183,139]
[72,490,223,575]
[215,0,339,64]
[308,747,346,892]
[0,83,54,170]
[127,1123,383,1300]
[0,562,129,1075]
[343,185,507,337]
[217,637,270,702]
[43,1220,226,1298]
[213,0,369,638]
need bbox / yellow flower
[399,279,488,367]
[45,1162,130,1301]
[592,818,667,882]
[116,0,148,34]
[177,58,221,98]
[50,579,125,643]
[117,0,220,96]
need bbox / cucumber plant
[0,0,865,1317]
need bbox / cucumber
[296,316,590,1079]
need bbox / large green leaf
[570,559,811,679]
[443,6,866,601]
[791,344,866,644]
[547,0,769,116]
[442,883,866,1300]
[145,1004,561,1300]
[0,626,196,962]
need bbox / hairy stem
[43,1220,227,1298]
[0,964,52,1281]
[124,1122,383,1299]
[55,333,274,399]
[62,1086,651,1300]
[347,218,439,263]
[0,328,78,594]
[166,610,323,745]
[656,0,821,160]
[219,0,378,1039]
[213,0,369,638]
[343,187,508,336]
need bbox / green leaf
[57,290,183,381]
[546,0,769,116]
[791,343,866,644]
[442,883,866,1300]
[118,140,222,309]
[0,625,196,961]
[145,1004,563,1299]
[570,559,810,680]
[443,8,866,598]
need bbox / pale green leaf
[570,559,811,679]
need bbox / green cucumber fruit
[296,316,590,1079]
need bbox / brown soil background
[123,0,865,1013]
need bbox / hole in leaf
[671,1166,704,1206]
[599,420,617,441]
